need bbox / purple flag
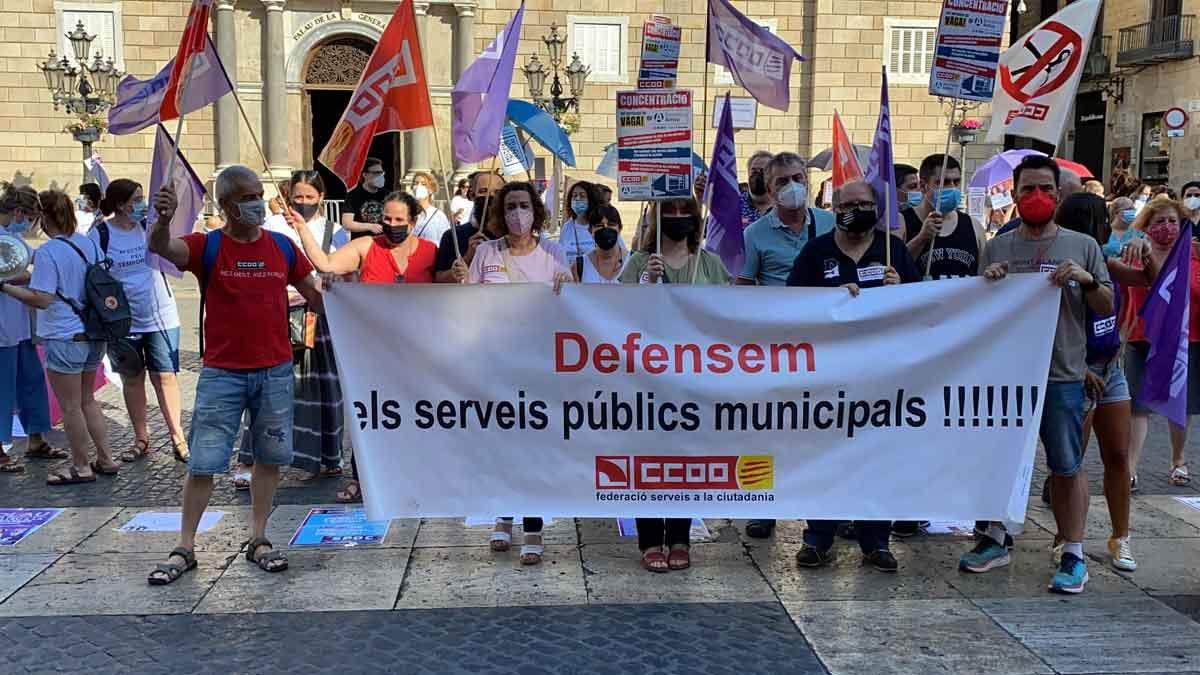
[703,93,743,276]
[147,124,206,277]
[452,3,525,163]
[1139,220,1193,427]
[706,0,803,112]
[865,68,902,232]
[108,35,232,136]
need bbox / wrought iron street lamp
[36,21,124,182]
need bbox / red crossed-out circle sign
[1000,21,1083,104]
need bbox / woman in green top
[620,198,731,285]
[620,197,729,572]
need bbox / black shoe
[1041,476,1051,505]
[836,522,857,540]
[864,549,898,573]
[891,521,925,538]
[795,544,833,568]
[746,519,776,539]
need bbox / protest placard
[712,96,758,129]
[928,0,1007,101]
[638,16,681,90]
[289,507,389,547]
[616,90,694,201]
[0,508,62,546]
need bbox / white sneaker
[1108,536,1137,572]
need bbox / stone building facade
[0,0,1006,202]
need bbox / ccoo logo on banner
[985,0,1101,146]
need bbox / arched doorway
[302,36,401,200]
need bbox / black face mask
[661,215,697,242]
[593,227,620,251]
[837,209,877,234]
[749,173,768,197]
[381,223,409,244]
[294,202,320,220]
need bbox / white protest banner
[616,90,694,201]
[638,17,681,90]
[326,276,1057,523]
[928,0,1006,101]
[986,0,1101,145]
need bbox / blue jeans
[0,340,51,444]
[804,520,891,554]
[187,362,294,475]
[1042,381,1085,477]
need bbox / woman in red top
[285,189,434,502]
[287,190,436,284]
[1109,198,1199,489]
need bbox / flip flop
[24,441,69,460]
[46,466,97,486]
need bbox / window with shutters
[54,2,125,69]
[883,18,937,85]
[714,17,778,86]
[568,16,628,84]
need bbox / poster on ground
[289,507,389,547]
[616,90,694,201]
[928,0,1007,101]
[119,511,224,533]
[638,16,681,90]
[0,508,63,546]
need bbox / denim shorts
[1088,360,1131,407]
[187,361,294,475]
[1041,381,1086,477]
[115,328,181,373]
[42,339,105,375]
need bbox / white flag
[985,0,1100,146]
[83,154,110,193]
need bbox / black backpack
[53,236,132,341]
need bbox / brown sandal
[147,547,197,586]
[90,460,120,476]
[641,549,669,573]
[46,465,96,486]
[335,480,362,503]
[25,440,68,460]
[319,466,343,478]
[118,439,151,463]
[0,457,24,474]
[668,546,691,571]
[172,439,190,463]
[245,537,288,573]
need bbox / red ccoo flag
[319,0,433,188]
[831,111,863,190]
[160,0,214,122]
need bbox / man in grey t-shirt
[958,155,1114,595]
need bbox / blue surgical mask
[1120,208,1137,224]
[905,191,923,208]
[571,199,588,217]
[935,188,961,213]
[233,200,266,226]
[8,218,29,235]
[131,202,148,222]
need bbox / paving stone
[195,547,412,614]
[0,554,59,603]
[580,543,776,605]
[1156,595,1200,623]
[731,518,811,544]
[787,599,1053,675]
[396,545,586,609]
[1137,495,1200,532]
[0,507,121,555]
[750,541,962,601]
[902,539,1141,599]
[265,504,419,550]
[1023,495,1200,541]
[0,552,228,617]
[1095,538,1200,596]
[413,517,578,548]
[74,506,255,554]
[978,595,1200,673]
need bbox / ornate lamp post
[521,24,590,230]
[37,21,124,183]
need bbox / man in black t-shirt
[786,179,916,574]
[341,157,390,240]
[434,171,506,283]
[903,154,986,280]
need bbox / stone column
[451,2,476,181]
[262,0,289,178]
[407,1,433,182]
[213,0,239,173]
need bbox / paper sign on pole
[638,17,681,90]
[712,96,758,129]
[498,124,534,177]
[616,90,694,201]
[967,186,987,220]
[928,0,1006,101]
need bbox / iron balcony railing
[1117,14,1195,67]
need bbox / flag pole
[926,97,959,279]
[885,178,892,270]
[162,57,196,184]
[205,36,273,181]
[429,123,462,261]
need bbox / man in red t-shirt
[146,166,322,585]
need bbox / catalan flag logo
[736,455,774,490]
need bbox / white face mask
[413,184,431,201]
[368,174,386,189]
[777,182,808,210]
[1185,196,1200,212]
[506,208,534,235]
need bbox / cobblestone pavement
[4,283,1200,673]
